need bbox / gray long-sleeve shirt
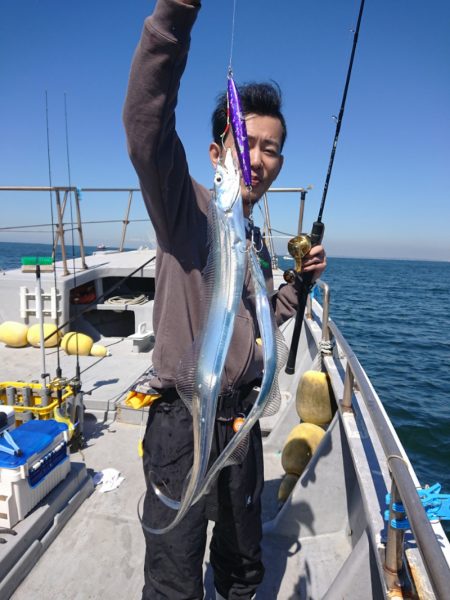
[123,0,298,391]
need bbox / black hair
[211,82,287,151]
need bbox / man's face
[210,113,284,217]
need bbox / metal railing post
[74,188,88,270]
[54,190,69,276]
[384,481,407,592]
[319,282,330,342]
[262,192,277,269]
[119,190,133,252]
[342,362,354,410]
[297,189,307,235]
[306,293,312,319]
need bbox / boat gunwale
[310,285,450,597]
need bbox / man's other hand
[302,245,327,281]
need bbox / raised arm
[123,0,201,249]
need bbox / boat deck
[9,416,350,600]
[10,417,147,600]
[0,321,323,599]
[1,249,449,598]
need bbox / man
[123,1,326,599]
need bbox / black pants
[141,389,264,600]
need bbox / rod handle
[285,220,325,375]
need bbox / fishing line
[220,0,237,149]
[220,0,238,146]
[222,0,253,203]
[228,0,238,71]
[45,91,63,380]
[285,0,366,374]
[63,92,81,382]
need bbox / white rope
[105,294,148,306]
[319,339,334,355]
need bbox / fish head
[213,148,242,212]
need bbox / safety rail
[0,185,310,276]
[0,186,147,275]
[312,278,450,598]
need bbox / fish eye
[215,174,223,184]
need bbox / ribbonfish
[144,148,247,534]
[191,242,289,502]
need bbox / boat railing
[0,186,151,275]
[0,185,310,275]
[312,278,450,598]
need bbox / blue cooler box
[0,420,70,528]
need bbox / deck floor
[1,273,352,599]
[11,417,147,600]
[10,415,351,600]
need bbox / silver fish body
[191,243,289,502]
[145,149,247,534]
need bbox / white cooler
[0,420,70,528]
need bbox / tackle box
[0,420,70,528]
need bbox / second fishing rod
[284,0,366,375]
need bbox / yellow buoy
[27,323,61,348]
[296,370,333,426]
[90,344,109,357]
[278,473,299,504]
[61,332,94,356]
[0,321,29,347]
[281,422,325,477]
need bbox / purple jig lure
[226,72,252,189]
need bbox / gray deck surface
[0,296,344,599]
[9,419,313,600]
[9,416,281,600]
[10,417,146,599]
[8,417,352,600]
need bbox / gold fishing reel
[283,234,312,283]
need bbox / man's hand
[302,245,327,281]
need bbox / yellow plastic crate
[0,381,75,432]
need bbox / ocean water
[1,242,449,536]
[0,241,98,270]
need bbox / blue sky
[1,0,449,260]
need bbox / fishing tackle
[285,0,366,374]
[226,69,252,190]
[220,0,252,191]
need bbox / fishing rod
[63,92,85,390]
[285,0,366,374]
